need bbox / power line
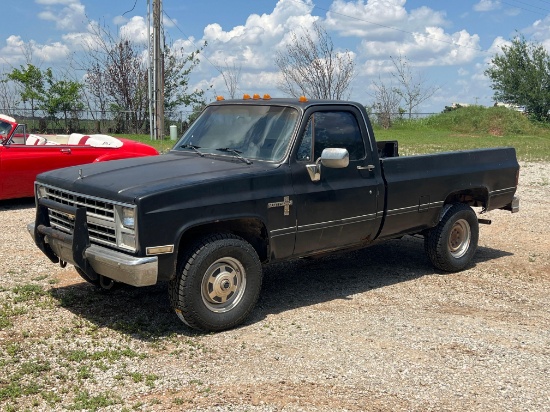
[501,0,550,14]
[122,0,138,16]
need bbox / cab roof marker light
[216,95,225,101]
[243,94,251,100]
[252,94,261,100]
[263,94,271,100]
[299,96,308,102]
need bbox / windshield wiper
[180,143,204,156]
[216,148,252,165]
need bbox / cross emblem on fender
[267,196,293,216]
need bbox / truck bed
[377,147,519,239]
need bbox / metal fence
[0,108,190,135]
[2,107,437,135]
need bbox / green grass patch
[374,106,550,161]
[63,347,141,363]
[115,133,175,154]
[66,390,121,411]
[11,284,47,303]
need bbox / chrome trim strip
[297,213,377,233]
[489,187,516,195]
[270,226,296,239]
[386,201,444,216]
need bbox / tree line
[2,23,548,135]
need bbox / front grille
[41,186,120,249]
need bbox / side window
[296,111,365,161]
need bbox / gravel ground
[0,161,548,412]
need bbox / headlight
[37,185,47,199]
[121,207,135,229]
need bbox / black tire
[169,233,263,332]
[425,203,479,272]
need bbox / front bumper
[27,199,158,287]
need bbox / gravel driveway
[0,162,548,411]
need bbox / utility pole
[147,0,153,140]
[152,0,164,140]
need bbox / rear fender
[442,187,489,213]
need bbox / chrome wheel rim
[201,257,246,313]
[448,219,471,258]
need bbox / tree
[41,69,84,125]
[83,27,149,133]
[219,61,242,99]
[6,64,45,118]
[485,35,550,121]
[390,54,438,119]
[82,22,208,133]
[164,42,208,119]
[369,75,401,129]
[275,22,355,99]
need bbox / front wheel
[425,203,479,272]
[169,234,263,332]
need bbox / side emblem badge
[268,196,293,216]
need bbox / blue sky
[2,0,550,114]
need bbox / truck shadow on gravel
[47,236,512,339]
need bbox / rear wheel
[169,233,263,332]
[425,203,479,272]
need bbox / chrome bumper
[27,222,158,287]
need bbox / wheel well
[177,218,269,264]
[444,187,488,209]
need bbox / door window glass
[296,111,365,161]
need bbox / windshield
[173,104,299,162]
[0,120,12,143]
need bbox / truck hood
[37,152,279,202]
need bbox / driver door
[290,106,383,255]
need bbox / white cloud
[473,1,501,12]
[37,1,86,31]
[359,26,481,68]
[325,0,448,39]
[119,16,148,44]
[196,0,315,72]
[525,16,550,51]
[0,35,70,64]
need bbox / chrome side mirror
[306,148,349,182]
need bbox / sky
[1,0,550,114]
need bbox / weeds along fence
[0,108,187,136]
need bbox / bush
[423,105,542,136]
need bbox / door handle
[357,164,375,171]
[61,148,71,154]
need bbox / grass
[374,106,550,161]
[117,105,550,161]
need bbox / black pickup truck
[28,97,520,331]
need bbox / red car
[0,114,159,200]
